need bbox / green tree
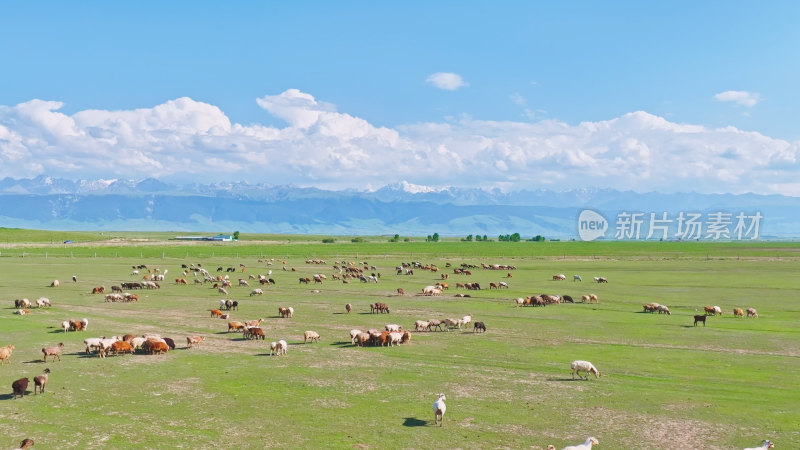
[463,234,473,242]
[510,232,521,242]
[233,231,240,240]
[432,232,440,242]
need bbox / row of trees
[462,233,545,242]
[235,229,543,244]
[462,234,488,241]
[320,232,546,243]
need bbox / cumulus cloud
[426,72,467,90]
[714,90,761,107]
[256,89,336,129]
[0,90,798,195]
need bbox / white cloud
[256,89,335,129]
[714,90,761,107]
[510,93,527,107]
[426,72,467,90]
[509,93,547,120]
[0,91,798,195]
[521,108,544,120]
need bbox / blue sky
[1,2,799,194]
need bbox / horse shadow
[402,417,428,427]
[0,393,17,400]
[546,377,582,382]
[329,341,351,346]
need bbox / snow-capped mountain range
[0,176,796,239]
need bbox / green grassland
[0,234,798,449]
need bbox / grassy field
[0,234,797,449]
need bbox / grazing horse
[693,315,707,327]
[573,275,582,282]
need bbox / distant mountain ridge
[0,176,797,239]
